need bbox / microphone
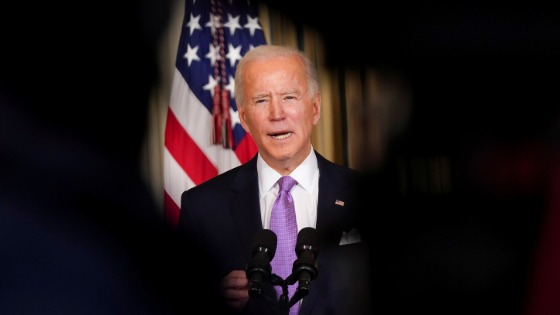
[246,229,277,297]
[291,227,319,295]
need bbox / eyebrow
[251,93,271,100]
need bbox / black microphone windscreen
[253,229,277,259]
[296,227,319,256]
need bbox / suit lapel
[301,152,354,314]
[315,153,350,246]
[228,155,280,303]
[229,156,263,261]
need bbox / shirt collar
[257,147,318,198]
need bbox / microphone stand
[249,255,317,314]
[270,274,289,315]
[271,272,310,315]
[249,274,288,312]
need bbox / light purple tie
[270,176,300,314]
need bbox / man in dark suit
[178,45,372,315]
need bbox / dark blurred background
[0,1,229,314]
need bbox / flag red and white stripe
[163,0,266,227]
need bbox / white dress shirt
[257,147,319,232]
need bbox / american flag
[163,0,266,227]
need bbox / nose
[269,98,285,120]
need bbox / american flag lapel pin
[335,200,345,206]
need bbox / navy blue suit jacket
[178,151,372,314]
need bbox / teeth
[272,133,291,140]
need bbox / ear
[238,106,251,133]
[312,92,321,125]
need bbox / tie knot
[278,176,297,192]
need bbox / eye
[255,98,268,105]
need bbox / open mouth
[270,132,292,140]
